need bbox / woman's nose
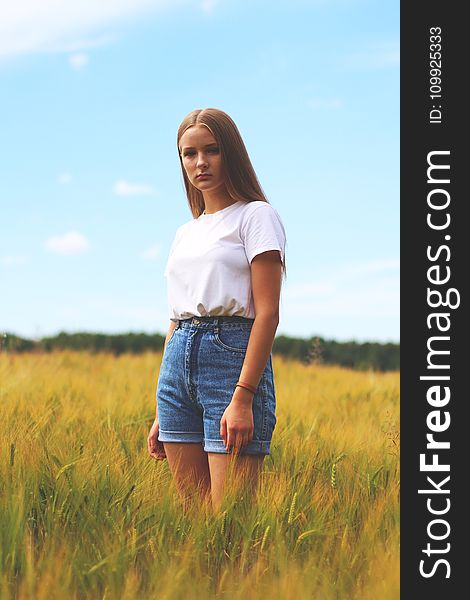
[196,153,208,168]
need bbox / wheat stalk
[330,463,337,489]
[260,525,270,552]
[220,510,227,536]
[288,492,298,524]
[331,453,346,489]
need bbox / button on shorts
[156,316,277,455]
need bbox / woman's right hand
[147,417,167,460]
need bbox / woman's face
[179,124,226,194]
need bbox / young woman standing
[147,108,286,513]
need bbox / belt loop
[176,319,181,329]
[214,317,219,334]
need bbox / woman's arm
[163,320,178,353]
[237,250,282,394]
[220,250,282,451]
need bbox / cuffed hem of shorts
[157,429,204,443]
[203,438,271,455]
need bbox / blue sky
[0,0,399,343]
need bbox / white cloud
[114,179,154,196]
[69,52,89,70]
[58,172,72,184]
[1,255,29,267]
[44,231,90,255]
[201,0,219,14]
[48,34,116,54]
[141,244,161,260]
[0,0,178,60]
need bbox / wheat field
[0,350,399,599]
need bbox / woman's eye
[183,148,218,158]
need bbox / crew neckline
[200,200,244,217]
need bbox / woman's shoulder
[241,200,282,218]
[240,200,284,225]
[239,200,286,242]
[242,199,270,211]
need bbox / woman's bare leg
[207,452,265,513]
[162,442,212,514]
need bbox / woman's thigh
[162,442,211,497]
[207,452,266,510]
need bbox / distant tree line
[1,331,399,372]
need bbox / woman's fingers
[220,416,227,445]
[148,422,167,460]
[156,440,166,458]
[152,438,166,459]
[232,436,244,454]
[226,430,240,451]
[226,430,252,453]
[220,404,254,452]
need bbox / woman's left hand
[220,388,254,453]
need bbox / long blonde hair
[176,108,286,280]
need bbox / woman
[147,108,287,514]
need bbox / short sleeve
[241,203,286,266]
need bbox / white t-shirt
[164,199,286,322]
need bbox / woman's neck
[202,188,236,215]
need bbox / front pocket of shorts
[212,327,252,353]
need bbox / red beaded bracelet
[236,380,257,394]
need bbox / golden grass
[0,350,399,599]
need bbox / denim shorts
[156,316,277,455]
